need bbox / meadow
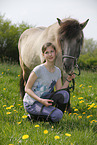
[0,63,97,145]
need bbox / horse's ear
[57,18,62,25]
[80,19,89,30]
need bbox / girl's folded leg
[23,101,63,122]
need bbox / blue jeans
[23,90,69,122]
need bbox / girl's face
[43,46,56,63]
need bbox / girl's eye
[45,51,48,54]
[51,50,54,53]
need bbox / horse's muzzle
[62,55,80,76]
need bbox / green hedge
[78,49,97,71]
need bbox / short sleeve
[33,65,41,77]
[56,67,61,80]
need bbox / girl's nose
[49,52,52,55]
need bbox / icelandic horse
[18,18,89,111]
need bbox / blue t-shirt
[23,64,61,105]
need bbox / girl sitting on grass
[23,42,75,122]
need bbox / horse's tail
[20,69,25,99]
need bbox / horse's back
[18,27,46,69]
[19,27,46,51]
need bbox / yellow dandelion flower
[3,105,6,107]
[74,109,78,111]
[35,125,40,127]
[10,105,13,108]
[79,100,84,103]
[18,75,20,77]
[17,122,21,125]
[73,95,75,97]
[73,107,75,109]
[78,97,83,100]
[79,84,82,87]
[88,103,95,110]
[6,112,11,115]
[22,135,29,139]
[54,136,60,140]
[94,105,97,108]
[88,86,92,88]
[6,107,11,110]
[65,133,71,137]
[44,130,48,134]
[22,115,27,118]
[73,113,78,115]
[69,113,71,115]
[78,116,82,119]
[52,126,54,129]
[82,112,86,114]
[2,72,4,74]
[14,110,17,112]
[18,104,21,106]
[87,115,90,118]
[90,120,95,123]
[9,144,14,145]
[3,88,6,90]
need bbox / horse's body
[18,18,89,98]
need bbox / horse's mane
[58,19,82,41]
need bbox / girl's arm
[25,71,53,107]
[55,74,75,90]
[25,71,40,102]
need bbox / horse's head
[57,18,89,74]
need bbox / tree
[0,14,32,62]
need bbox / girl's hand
[40,98,54,107]
[67,72,75,82]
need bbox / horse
[18,18,89,102]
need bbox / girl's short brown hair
[42,42,56,53]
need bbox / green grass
[0,63,97,145]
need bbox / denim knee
[50,108,63,122]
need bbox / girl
[23,42,75,122]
